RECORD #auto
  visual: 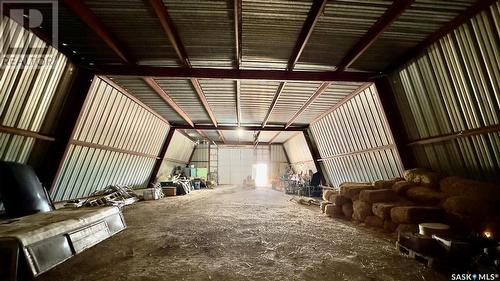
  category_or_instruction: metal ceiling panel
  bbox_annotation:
[222,130,256,142]
[241,0,312,70]
[353,0,479,71]
[257,131,277,143]
[273,131,299,143]
[295,82,365,124]
[163,0,235,68]
[198,80,237,125]
[240,80,280,125]
[296,0,393,70]
[268,81,323,124]
[155,79,211,123]
[55,6,123,65]
[84,0,179,66]
[110,76,185,123]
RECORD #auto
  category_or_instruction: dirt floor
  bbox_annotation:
[37,185,448,281]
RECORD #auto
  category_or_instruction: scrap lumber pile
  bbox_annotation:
[320,168,500,235]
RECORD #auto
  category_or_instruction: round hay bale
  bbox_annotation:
[396,223,418,234]
[329,194,350,206]
[325,204,343,218]
[383,220,398,232]
[405,186,448,205]
[440,177,500,199]
[392,181,416,195]
[390,206,444,224]
[342,202,353,219]
[442,196,499,217]
[353,200,372,222]
[418,223,450,237]
[365,216,384,228]
[359,189,398,203]
[323,190,335,201]
[320,201,332,213]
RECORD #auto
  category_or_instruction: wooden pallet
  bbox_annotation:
[396,242,442,268]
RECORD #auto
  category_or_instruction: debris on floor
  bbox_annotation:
[81,185,139,208]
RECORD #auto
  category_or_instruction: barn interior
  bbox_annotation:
[0,0,499,280]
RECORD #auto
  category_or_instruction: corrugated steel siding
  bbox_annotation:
[353,0,478,71]
[164,0,235,68]
[190,142,210,169]
[283,133,316,174]
[155,79,211,122]
[198,80,237,125]
[158,130,195,179]
[0,16,68,163]
[110,77,184,123]
[52,77,170,201]
[390,3,500,182]
[310,84,403,187]
[296,0,392,70]
[240,80,279,125]
[85,0,179,66]
[270,144,288,179]
[295,82,365,124]
[268,81,323,123]
[241,0,311,70]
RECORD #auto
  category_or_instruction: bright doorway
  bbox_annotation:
[253,163,268,187]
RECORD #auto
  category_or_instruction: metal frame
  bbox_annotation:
[335,0,415,72]
[172,124,308,131]
[148,128,175,186]
[261,0,328,127]
[285,82,331,128]
[406,124,500,147]
[0,126,55,142]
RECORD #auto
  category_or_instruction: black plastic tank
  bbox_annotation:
[0,161,54,218]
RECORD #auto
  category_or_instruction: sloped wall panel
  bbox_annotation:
[283,133,316,175]
[52,77,170,201]
[310,85,403,187]
[157,131,196,180]
[390,2,500,182]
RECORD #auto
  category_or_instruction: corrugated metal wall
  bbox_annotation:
[270,144,288,179]
[190,142,210,169]
[0,16,68,163]
[389,2,500,182]
[51,77,170,201]
[283,133,316,175]
[310,84,403,187]
[157,131,196,180]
